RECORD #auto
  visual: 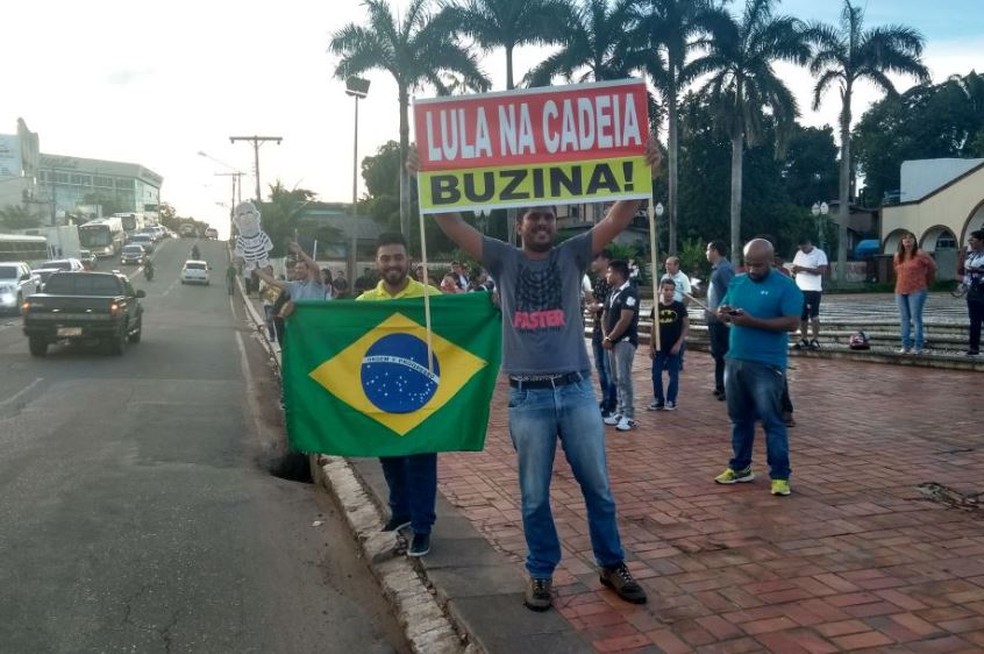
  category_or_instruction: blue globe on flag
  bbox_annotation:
[361,334,440,414]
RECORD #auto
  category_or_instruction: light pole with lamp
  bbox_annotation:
[811,201,829,252]
[345,76,370,285]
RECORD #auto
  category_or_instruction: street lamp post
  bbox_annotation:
[346,76,370,285]
[811,201,829,251]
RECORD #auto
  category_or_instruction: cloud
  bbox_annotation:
[107,68,156,86]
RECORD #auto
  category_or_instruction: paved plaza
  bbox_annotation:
[436,347,984,652]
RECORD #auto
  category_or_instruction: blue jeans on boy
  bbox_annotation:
[651,351,681,405]
[896,289,928,350]
[724,358,790,480]
[591,332,617,412]
[507,372,625,579]
[379,454,437,535]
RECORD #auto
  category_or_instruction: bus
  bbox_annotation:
[115,212,146,234]
[78,217,125,258]
[0,234,48,266]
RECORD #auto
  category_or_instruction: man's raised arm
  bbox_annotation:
[591,136,663,255]
[406,151,483,261]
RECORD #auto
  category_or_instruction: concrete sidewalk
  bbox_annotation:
[242,289,984,652]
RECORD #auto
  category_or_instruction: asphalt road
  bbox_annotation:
[0,238,408,653]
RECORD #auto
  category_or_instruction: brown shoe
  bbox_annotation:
[524,577,553,611]
[599,563,647,604]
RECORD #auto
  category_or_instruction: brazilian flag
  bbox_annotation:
[283,293,502,456]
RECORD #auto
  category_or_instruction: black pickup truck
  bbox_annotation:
[22,271,145,356]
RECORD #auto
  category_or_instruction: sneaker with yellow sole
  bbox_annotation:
[714,467,755,484]
[770,479,791,496]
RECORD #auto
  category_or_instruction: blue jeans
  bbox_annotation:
[651,351,681,405]
[724,358,790,480]
[591,333,617,411]
[507,373,624,579]
[896,290,928,349]
[379,454,437,535]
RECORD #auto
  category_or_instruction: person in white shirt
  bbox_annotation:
[660,256,692,368]
[660,256,691,304]
[791,237,829,350]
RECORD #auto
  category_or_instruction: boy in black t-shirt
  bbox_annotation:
[648,279,689,411]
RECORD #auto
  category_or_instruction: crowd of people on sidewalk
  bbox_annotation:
[228,137,984,618]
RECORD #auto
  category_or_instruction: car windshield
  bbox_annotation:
[0,266,18,279]
[123,246,143,254]
[40,261,72,270]
[185,262,206,270]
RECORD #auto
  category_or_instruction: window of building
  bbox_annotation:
[116,178,135,190]
[94,176,114,188]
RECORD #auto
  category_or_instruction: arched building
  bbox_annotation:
[881,158,984,280]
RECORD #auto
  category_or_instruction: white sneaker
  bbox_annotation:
[896,347,910,354]
[615,417,636,431]
[603,414,621,426]
[663,401,676,411]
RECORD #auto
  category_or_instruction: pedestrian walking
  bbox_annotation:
[357,232,441,558]
[409,136,661,612]
[713,239,803,497]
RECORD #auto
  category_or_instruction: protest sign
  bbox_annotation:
[413,79,651,214]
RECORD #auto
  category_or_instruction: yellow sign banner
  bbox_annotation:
[417,156,652,214]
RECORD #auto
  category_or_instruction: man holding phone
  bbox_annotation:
[713,239,803,497]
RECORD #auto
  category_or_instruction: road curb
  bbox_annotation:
[312,456,474,654]
[235,279,476,653]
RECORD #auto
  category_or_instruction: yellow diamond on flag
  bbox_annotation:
[309,312,488,436]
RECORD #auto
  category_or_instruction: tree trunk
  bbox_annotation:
[399,86,411,238]
[667,83,679,256]
[730,133,744,266]
[836,88,852,286]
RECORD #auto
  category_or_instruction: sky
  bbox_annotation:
[2,0,981,237]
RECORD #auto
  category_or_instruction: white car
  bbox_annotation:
[0,262,40,313]
[180,260,210,285]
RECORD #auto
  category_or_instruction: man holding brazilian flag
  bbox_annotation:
[282,241,501,458]
[281,232,501,557]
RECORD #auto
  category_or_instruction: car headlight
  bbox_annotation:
[0,291,15,305]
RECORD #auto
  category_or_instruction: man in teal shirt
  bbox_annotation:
[713,239,803,496]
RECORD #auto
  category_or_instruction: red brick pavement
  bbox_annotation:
[437,349,984,653]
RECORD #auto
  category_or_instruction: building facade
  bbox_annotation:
[881,159,984,280]
[38,154,162,222]
[0,118,162,226]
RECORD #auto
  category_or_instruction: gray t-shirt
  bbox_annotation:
[482,232,593,375]
[286,279,328,301]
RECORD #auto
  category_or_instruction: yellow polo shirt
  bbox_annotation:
[356,277,440,301]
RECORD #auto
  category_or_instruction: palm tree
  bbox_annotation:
[808,0,929,284]
[689,0,809,261]
[447,0,574,90]
[637,0,725,255]
[445,0,572,241]
[523,0,642,87]
[330,0,490,238]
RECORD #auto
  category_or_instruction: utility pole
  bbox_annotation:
[215,172,243,235]
[229,135,282,203]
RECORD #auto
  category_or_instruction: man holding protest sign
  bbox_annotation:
[409,79,661,612]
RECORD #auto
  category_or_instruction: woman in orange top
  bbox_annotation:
[893,232,937,354]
